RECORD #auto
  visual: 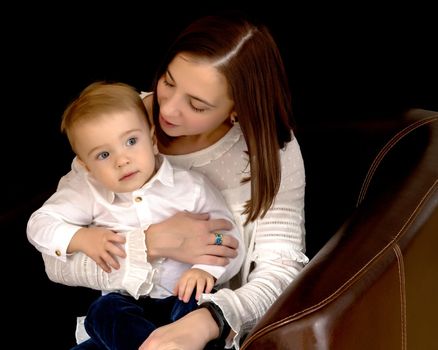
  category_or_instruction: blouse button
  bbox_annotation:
[135,197,142,202]
[55,250,62,257]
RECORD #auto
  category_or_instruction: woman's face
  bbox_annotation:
[156,53,235,138]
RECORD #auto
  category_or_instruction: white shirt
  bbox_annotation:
[39,119,308,349]
[27,155,244,298]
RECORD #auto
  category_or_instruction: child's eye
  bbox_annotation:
[97,151,110,160]
[127,137,137,146]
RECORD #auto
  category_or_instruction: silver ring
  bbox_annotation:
[214,233,223,245]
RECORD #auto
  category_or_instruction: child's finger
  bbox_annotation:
[109,233,126,244]
[196,279,206,300]
[98,259,111,273]
[103,253,120,270]
[182,279,196,302]
[205,277,215,294]
[108,243,126,258]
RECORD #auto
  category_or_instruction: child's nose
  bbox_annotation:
[116,155,130,167]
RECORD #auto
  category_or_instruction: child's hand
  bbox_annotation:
[174,268,215,302]
[68,227,126,272]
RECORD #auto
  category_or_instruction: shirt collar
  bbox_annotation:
[72,155,175,205]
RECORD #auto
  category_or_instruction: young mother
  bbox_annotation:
[43,13,309,350]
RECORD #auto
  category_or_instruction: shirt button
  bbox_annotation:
[55,250,62,257]
[135,197,142,202]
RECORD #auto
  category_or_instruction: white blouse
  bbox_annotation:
[41,122,308,349]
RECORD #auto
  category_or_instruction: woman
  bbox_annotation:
[44,13,308,350]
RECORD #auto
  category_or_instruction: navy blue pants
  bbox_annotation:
[71,291,199,350]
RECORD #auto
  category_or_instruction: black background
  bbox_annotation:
[4,4,437,213]
[3,3,437,348]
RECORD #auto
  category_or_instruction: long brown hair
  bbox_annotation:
[152,14,294,224]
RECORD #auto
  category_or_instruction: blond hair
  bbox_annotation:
[61,81,150,150]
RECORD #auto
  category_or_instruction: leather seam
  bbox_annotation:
[393,244,407,350]
[357,116,438,206]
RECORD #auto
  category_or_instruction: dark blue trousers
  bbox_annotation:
[71,291,198,350]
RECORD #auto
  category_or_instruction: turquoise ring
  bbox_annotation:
[214,233,223,245]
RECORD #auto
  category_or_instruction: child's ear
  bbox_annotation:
[150,125,159,155]
[76,157,90,172]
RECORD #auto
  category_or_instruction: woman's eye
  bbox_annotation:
[97,151,110,160]
[162,78,173,87]
[190,104,205,113]
[127,137,137,146]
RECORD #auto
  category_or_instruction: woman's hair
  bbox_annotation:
[152,14,294,223]
[61,81,150,149]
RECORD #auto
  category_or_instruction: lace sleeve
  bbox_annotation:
[42,228,156,299]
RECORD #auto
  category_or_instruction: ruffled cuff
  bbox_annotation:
[121,228,156,299]
[199,289,242,349]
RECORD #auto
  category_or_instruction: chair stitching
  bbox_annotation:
[393,244,407,350]
[357,116,438,207]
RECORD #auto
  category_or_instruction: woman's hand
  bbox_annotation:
[139,307,219,350]
[145,211,238,265]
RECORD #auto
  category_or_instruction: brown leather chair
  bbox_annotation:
[241,109,438,349]
[5,108,435,348]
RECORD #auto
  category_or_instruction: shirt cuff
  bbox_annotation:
[192,264,226,281]
[199,291,241,349]
[121,228,156,299]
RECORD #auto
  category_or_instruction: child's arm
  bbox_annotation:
[68,226,126,273]
[26,169,95,261]
[174,268,215,302]
[27,166,126,271]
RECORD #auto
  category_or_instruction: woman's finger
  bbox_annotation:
[210,232,238,249]
[206,218,233,232]
[183,211,210,221]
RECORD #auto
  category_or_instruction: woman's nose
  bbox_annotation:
[160,93,181,118]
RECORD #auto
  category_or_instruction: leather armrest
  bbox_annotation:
[242,109,438,349]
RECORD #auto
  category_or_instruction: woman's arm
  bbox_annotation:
[204,138,308,348]
[42,228,154,297]
[42,213,239,297]
[146,211,239,265]
[140,307,219,350]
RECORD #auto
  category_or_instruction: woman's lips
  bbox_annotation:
[160,114,177,127]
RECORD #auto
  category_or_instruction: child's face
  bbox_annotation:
[71,110,158,193]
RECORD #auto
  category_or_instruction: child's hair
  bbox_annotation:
[61,81,150,150]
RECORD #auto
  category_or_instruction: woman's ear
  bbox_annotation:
[150,125,159,155]
[230,111,238,125]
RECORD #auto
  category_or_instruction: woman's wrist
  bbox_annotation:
[144,220,186,260]
[199,302,231,345]
[197,306,221,341]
